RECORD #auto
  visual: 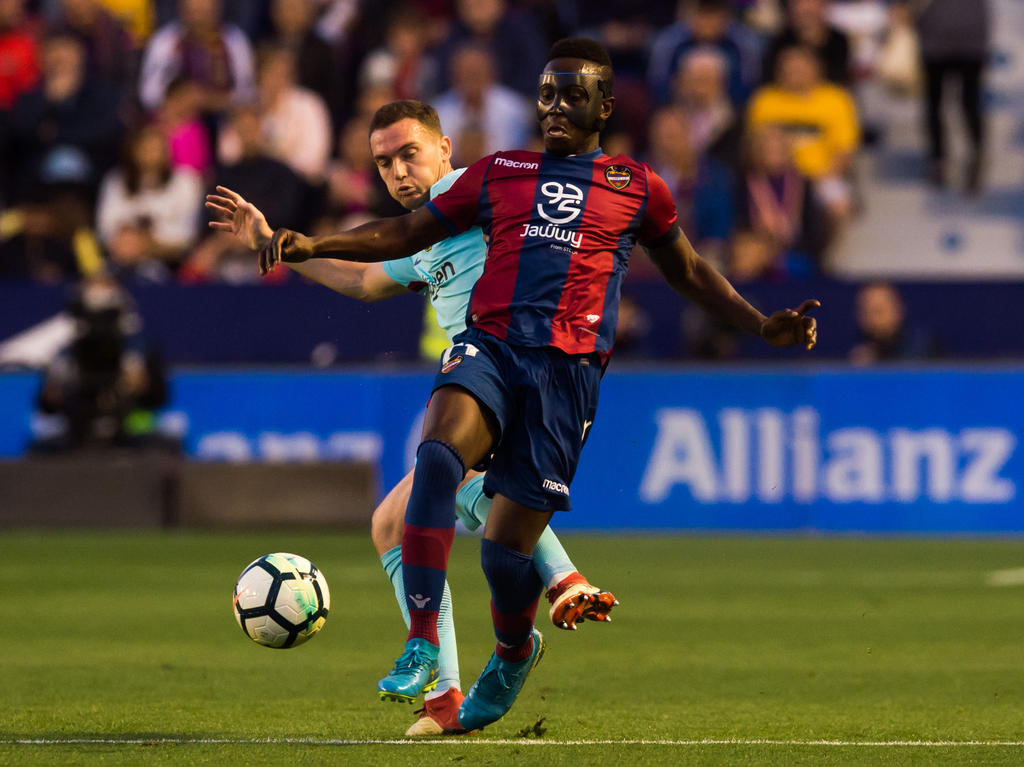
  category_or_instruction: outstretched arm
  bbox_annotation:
[256,206,450,276]
[206,186,407,301]
[291,260,408,302]
[647,228,819,349]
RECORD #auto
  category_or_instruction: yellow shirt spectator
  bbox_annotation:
[747,82,859,179]
[749,44,860,183]
[97,0,154,44]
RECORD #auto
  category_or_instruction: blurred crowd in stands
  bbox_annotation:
[0,0,991,363]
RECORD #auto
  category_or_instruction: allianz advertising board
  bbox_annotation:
[1,368,1019,532]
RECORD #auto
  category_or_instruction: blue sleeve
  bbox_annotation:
[382,256,424,291]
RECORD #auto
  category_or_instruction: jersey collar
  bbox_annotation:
[543,147,604,160]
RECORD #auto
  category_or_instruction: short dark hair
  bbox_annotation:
[547,37,613,69]
[546,38,614,95]
[368,100,443,137]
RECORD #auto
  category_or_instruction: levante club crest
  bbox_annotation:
[441,355,463,374]
[604,165,632,190]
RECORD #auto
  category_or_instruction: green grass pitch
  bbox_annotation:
[3,531,1024,766]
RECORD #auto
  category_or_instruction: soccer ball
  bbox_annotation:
[232,553,331,648]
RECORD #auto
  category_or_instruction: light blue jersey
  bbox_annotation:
[382,168,485,344]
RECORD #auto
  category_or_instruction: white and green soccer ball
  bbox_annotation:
[232,553,331,649]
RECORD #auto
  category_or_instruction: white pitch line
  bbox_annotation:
[986,567,1024,586]
[4,738,1024,748]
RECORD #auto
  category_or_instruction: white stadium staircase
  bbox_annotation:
[833,0,1024,280]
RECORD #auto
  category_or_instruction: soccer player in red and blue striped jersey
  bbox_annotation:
[259,38,819,732]
[426,142,680,362]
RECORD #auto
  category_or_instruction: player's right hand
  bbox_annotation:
[760,299,820,350]
[259,228,315,275]
[205,186,274,251]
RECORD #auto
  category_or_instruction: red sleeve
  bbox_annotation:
[19,39,40,93]
[0,37,39,109]
[638,165,680,247]
[425,155,493,236]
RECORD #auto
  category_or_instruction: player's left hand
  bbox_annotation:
[759,299,820,350]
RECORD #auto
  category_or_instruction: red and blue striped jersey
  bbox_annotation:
[425,147,678,360]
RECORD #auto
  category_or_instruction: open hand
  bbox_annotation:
[258,227,315,275]
[760,299,820,350]
[205,186,273,251]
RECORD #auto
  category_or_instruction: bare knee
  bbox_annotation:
[370,471,414,555]
[421,386,497,468]
[370,507,402,556]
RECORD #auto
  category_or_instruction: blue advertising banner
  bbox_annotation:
[5,279,1024,363]
[1,367,1020,533]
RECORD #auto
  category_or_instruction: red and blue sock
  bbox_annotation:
[481,538,543,661]
[401,439,463,645]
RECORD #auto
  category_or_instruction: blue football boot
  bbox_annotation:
[457,628,546,730]
[378,638,440,703]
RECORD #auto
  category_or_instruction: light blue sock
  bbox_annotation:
[454,474,488,531]
[533,524,577,590]
[380,546,411,628]
[433,578,459,695]
[455,476,576,590]
[381,545,460,693]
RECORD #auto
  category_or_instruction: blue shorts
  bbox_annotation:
[431,327,602,512]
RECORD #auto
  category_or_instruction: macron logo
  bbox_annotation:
[495,157,539,170]
[542,478,570,495]
[409,594,431,609]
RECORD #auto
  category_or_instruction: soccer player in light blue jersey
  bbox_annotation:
[206,100,616,736]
